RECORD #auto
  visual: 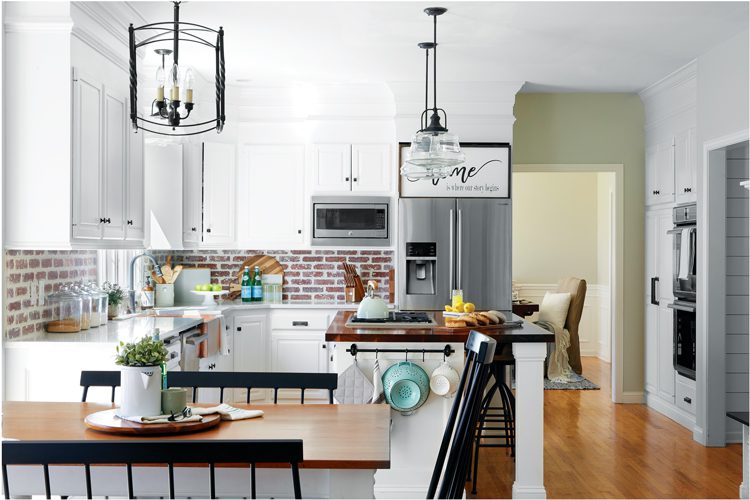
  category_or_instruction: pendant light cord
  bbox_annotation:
[173,2,180,68]
[433,13,437,113]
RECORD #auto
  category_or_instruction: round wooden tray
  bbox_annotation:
[85,409,221,435]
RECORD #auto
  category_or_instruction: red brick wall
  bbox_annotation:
[152,249,394,303]
[4,250,98,339]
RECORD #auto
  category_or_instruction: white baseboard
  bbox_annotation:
[512,484,547,499]
[726,430,743,444]
[620,391,644,404]
[645,392,697,431]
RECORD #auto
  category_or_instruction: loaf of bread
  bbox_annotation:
[472,313,490,326]
[458,314,478,327]
[478,312,499,324]
[489,310,507,323]
[445,318,467,328]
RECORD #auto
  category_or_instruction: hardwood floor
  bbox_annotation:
[468,357,743,498]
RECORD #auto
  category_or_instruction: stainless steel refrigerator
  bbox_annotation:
[398,198,512,312]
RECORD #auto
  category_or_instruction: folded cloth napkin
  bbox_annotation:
[191,404,264,421]
[121,414,204,424]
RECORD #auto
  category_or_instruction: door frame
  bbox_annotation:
[698,129,749,446]
[514,163,626,403]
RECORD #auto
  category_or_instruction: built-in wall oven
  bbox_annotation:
[311,196,391,246]
[668,202,697,380]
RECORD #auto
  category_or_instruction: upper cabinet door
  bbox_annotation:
[183,142,203,245]
[101,87,127,240]
[239,144,305,246]
[125,117,145,242]
[351,144,392,193]
[646,140,675,206]
[203,142,236,246]
[71,71,104,240]
[674,127,696,204]
[311,144,351,192]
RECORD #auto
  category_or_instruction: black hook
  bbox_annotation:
[375,348,379,360]
[405,348,409,361]
[422,349,426,362]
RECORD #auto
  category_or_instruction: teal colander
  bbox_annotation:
[382,361,430,412]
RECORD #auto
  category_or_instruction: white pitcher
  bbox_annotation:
[117,365,162,417]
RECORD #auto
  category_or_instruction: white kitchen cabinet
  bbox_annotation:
[351,144,392,192]
[311,143,392,194]
[646,140,675,206]
[71,70,104,241]
[233,313,268,402]
[312,144,352,192]
[674,127,697,204]
[126,123,145,241]
[182,142,203,245]
[657,304,675,402]
[238,144,305,246]
[101,88,128,240]
[203,142,236,246]
[644,300,658,394]
[145,142,183,249]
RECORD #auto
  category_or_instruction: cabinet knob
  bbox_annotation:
[298,229,302,234]
[206,228,212,233]
[353,177,358,182]
[191,227,197,232]
[345,177,350,182]
[321,344,327,349]
[236,326,242,332]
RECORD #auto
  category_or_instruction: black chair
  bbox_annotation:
[469,345,516,494]
[2,439,303,499]
[80,370,121,403]
[167,371,338,404]
[427,330,497,500]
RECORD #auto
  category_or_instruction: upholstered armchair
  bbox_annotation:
[556,277,587,375]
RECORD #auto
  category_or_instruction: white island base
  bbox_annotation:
[330,340,548,499]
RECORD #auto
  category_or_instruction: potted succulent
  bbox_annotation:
[103,282,125,319]
[115,336,168,417]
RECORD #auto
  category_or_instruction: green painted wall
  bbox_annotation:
[513,93,645,396]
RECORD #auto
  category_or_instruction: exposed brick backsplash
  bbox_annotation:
[4,250,98,339]
[151,249,394,303]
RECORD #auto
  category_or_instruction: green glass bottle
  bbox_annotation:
[251,266,263,302]
[241,266,252,303]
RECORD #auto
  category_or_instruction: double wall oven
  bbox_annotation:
[667,203,697,380]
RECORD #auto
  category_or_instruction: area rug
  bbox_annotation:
[544,377,600,390]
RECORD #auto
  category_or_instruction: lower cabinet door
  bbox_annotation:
[657,305,675,402]
[644,301,658,394]
[233,313,267,402]
[271,330,328,402]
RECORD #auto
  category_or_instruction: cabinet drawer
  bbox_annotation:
[675,376,696,415]
[270,311,334,330]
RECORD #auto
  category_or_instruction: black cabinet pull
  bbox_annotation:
[683,396,692,404]
[353,177,358,182]
[650,277,660,306]
[236,326,242,332]
[345,177,350,182]
[292,321,308,327]
[127,220,133,225]
[298,229,302,234]
[654,190,660,195]
[206,228,212,233]
[191,227,197,232]
[321,344,327,349]
[99,218,105,224]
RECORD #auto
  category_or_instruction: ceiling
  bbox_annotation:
[130,1,749,93]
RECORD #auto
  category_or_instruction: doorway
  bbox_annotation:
[512,164,625,402]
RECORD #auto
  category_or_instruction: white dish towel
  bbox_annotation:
[678,228,691,279]
[121,404,264,424]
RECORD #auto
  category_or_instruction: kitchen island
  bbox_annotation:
[326,310,553,499]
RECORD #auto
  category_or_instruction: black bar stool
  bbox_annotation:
[469,343,515,494]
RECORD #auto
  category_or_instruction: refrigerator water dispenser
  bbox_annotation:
[405,242,437,295]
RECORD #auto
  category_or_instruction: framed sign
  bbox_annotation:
[398,142,511,198]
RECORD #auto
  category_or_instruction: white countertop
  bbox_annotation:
[6,316,203,345]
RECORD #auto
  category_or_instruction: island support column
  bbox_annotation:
[512,342,547,499]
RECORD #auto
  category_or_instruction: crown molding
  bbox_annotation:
[639,59,697,101]
[3,18,73,33]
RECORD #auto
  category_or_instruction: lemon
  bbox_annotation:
[463,302,476,313]
[445,305,453,312]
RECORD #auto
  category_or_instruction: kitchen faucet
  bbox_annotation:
[128,253,163,313]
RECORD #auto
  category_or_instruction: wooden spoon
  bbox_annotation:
[161,265,173,284]
[171,265,183,283]
[151,270,166,285]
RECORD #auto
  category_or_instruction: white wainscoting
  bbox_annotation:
[515,283,611,362]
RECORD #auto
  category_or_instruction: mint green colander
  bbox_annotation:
[382,361,430,412]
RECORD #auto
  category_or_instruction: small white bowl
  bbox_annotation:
[430,362,460,397]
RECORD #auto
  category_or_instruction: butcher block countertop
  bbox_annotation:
[325,310,555,343]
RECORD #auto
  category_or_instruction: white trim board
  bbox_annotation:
[513,164,626,404]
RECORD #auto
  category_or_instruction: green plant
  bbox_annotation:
[102,281,125,307]
[115,336,168,367]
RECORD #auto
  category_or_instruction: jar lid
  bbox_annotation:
[47,288,82,303]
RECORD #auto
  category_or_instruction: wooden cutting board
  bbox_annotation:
[226,255,284,300]
[85,409,221,435]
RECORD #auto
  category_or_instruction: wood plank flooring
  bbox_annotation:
[467,357,743,498]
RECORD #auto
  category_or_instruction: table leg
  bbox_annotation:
[512,342,547,499]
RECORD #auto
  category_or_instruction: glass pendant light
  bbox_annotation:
[401,7,464,181]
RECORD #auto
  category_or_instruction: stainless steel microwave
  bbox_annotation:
[311,196,391,246]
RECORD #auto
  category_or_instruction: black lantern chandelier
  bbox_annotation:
[128,1,225,136]
[401,7,464,181]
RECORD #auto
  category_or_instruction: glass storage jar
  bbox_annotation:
[85,282,109,327]
[70,285,93,330]
[45,289,83,333]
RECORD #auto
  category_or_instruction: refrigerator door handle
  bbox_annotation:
[457,208,463,290]
[449,208,455,299]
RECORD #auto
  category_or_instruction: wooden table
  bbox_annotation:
[2,401,391,498]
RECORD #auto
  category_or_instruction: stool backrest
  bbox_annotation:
[427,330,497,499]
